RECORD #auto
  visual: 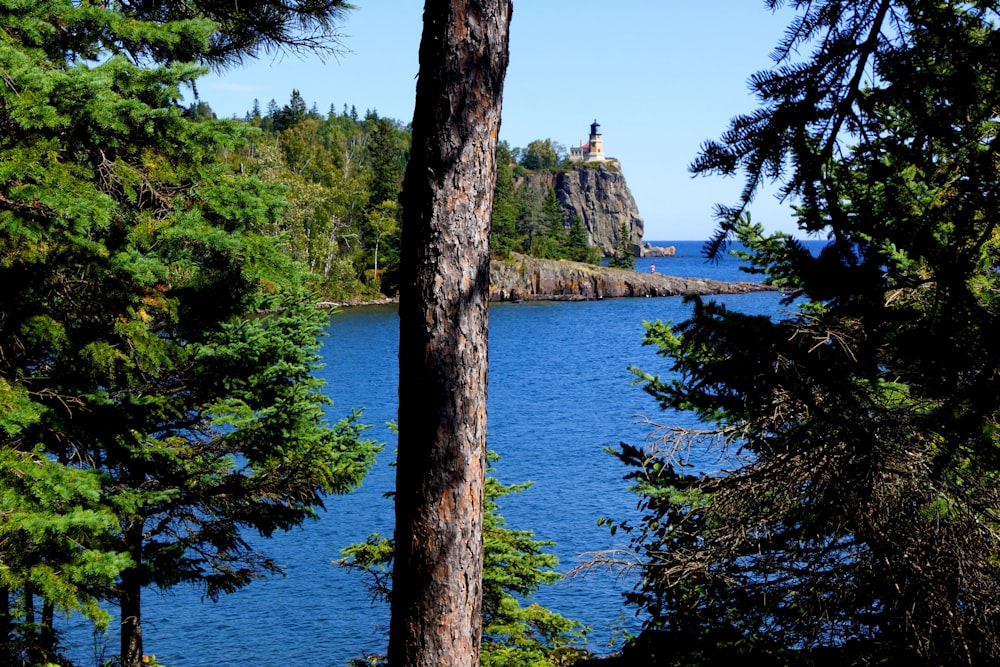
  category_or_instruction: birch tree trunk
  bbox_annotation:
[389,1,512,666]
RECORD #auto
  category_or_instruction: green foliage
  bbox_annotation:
[490,139,601,264]
[340,456,590,666]
[565,215,598,264]
[490,142,520,257]
[517,139,567,171]
[110,0,354,67]
[489,151,600,265]
[608,222,635,269]
[235,92,410,299]
[367,117,407,211]
[479,476,590,667]
[613,2,1000,665]
[233,115,595,281]
[366,199,401,292]
[0,2,378,664]
[0,449,132,666]
[533,187,569,259]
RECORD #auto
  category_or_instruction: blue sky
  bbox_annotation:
[195,2,800,241]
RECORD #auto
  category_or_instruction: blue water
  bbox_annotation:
[63,241,792,666]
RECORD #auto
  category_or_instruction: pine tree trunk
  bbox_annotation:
[22,587,37,664]
[39,600,55,658]
[120,527,144,667]
[388,2,511,666]
[0,587,8,647]
[120,577,142,667]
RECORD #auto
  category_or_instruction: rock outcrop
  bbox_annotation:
[517,163,643,256]
[641,243,676,257]
[318,255,773,308]
[489,254,774,303]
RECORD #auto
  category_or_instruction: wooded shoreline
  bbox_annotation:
[318,253,775,309]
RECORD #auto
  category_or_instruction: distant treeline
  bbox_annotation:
[190,92,600,300]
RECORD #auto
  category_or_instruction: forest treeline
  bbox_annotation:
[194,93,600,301]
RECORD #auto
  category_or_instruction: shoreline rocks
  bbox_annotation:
[319,254,776,309]
[488,253,774,303]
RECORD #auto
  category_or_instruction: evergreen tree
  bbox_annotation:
[0,3,377,666]
[614,2,1000,664]
[515,186,546,255]
[272,89,308,131]
[287,89,308,123]
[262,98,280,132]
[536,187,567,259]
[186,99,217,121]
[367,118,405,209]
[0,449,131,664]
[565,214,595,264]
[608,222,635,269]
[490,142,520,257]
[111,0,353,65]
[341,458,589,667]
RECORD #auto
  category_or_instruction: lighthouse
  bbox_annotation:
[587,120,604,161]
[569,120,607,163]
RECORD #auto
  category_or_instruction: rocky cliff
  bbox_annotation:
[489,254,774,302]
[517,163,643,256]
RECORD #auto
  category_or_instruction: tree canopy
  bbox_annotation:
[115,0,353,65]
[517,139,567,171]
[0,2,377,665]
[613,1,1000,665]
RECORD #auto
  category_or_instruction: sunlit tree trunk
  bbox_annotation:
[389,1,511,666]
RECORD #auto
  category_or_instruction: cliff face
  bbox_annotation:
[518,163,643,256]
[489,254,774,302]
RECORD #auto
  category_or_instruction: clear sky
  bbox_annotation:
[195,1,801,241]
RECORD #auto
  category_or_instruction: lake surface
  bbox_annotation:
[65,241,794,667]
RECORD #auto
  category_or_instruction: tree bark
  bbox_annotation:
[119,526,144,667]
[120,580,142,667]
[39,600,55,658]
[388,2,511,667]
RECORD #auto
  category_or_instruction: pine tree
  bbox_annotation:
[609,222,635,269]
[536,187,568,259]
[565,214,595,263]
[615,2,1000,664]
[367,118,405,210]
[490,142,520,257]
[0,3,377,666]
